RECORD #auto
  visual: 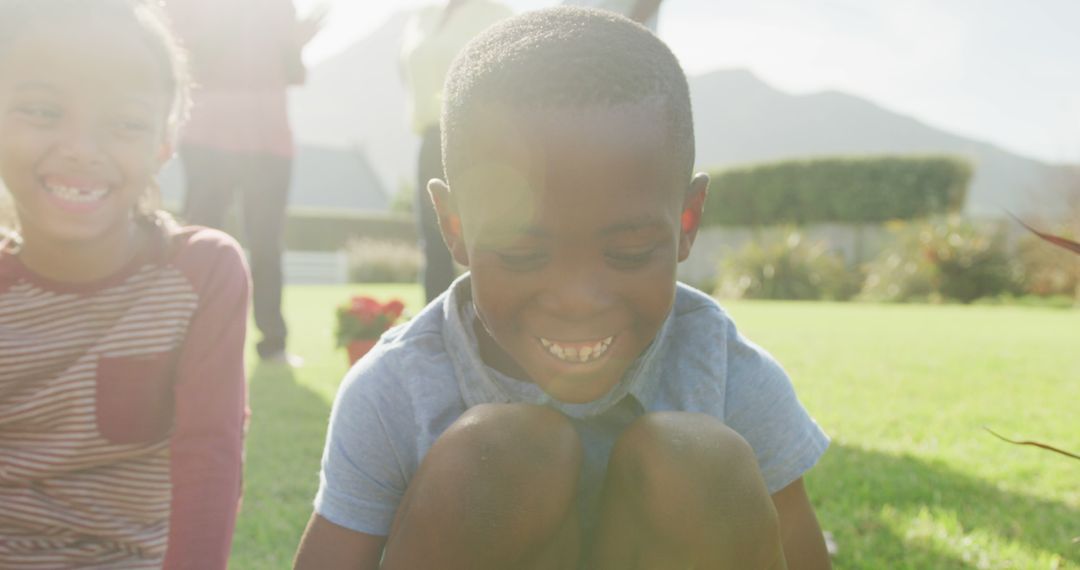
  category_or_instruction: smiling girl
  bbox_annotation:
[0,1,248,568]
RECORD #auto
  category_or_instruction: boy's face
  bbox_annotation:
[433,101,707,404]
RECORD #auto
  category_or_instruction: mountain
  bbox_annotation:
[288,12,417,198]
[287,12,1074,220]
[688,70,1072,219]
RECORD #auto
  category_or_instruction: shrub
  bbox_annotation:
[973,294,1076,309]
[345,238,421,283]
[391,181,415,215]
[860,217,1019,303]
[858,248,935,303]
[704,156,971,227]
[714,229,860,301]
[1013,228,1079,298]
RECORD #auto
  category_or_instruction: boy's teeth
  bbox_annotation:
[539,336,614,363]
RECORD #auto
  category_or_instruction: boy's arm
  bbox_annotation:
[294,514,385,570]
[771,478,831,570]
[295,335,415,568]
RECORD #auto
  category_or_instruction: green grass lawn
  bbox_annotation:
[231,285,1079,569]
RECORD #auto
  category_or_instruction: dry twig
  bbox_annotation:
[984,427,1080,461]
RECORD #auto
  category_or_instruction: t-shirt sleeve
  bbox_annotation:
[164,229,249,569]
[314,355,411,536]
[722,321,829,494]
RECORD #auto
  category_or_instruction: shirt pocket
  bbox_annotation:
[95,352,176,445]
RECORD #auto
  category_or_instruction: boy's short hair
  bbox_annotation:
[441,7,694,183]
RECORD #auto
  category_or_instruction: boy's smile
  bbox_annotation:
[538,335,614,364]
[436,101,707,404]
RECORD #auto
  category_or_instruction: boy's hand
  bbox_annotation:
[772,478,832,570]
[294,513,385,570]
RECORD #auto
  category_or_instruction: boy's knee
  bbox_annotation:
[445,403,582,471]
[430,404,582,536]
[608,412,780,550]
[609,412,758,487]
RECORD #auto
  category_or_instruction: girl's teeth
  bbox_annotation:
[46,185,108,203]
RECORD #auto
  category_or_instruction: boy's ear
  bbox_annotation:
[427,179,470,267]
[677,173,709,262]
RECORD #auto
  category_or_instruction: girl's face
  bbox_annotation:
[0,18,172,249]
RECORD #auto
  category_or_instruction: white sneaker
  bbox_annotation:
[262,351,304,368]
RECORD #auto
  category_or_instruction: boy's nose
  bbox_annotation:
[538,268,614,320]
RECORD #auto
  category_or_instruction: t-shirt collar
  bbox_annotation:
[441,274,673,419]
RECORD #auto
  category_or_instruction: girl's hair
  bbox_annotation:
[0,0,192,250]
[0,0,192,133]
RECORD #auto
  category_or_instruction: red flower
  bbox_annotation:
[384,300,406,319]
[335,296,409,347]
[350,296,380,316]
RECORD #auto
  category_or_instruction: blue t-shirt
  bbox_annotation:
[315,276,829,536]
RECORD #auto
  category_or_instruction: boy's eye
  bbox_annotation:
[605,246,657,269]
[495,250,548,272]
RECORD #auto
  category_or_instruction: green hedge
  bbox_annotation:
[160,205,417,252]
[284,209,416,251]
[703,156,971,226]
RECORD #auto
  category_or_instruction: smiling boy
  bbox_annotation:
[295,7,830,569]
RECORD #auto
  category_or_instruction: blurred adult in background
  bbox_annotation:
[401,0,513,303]
[563,0,662,30]
[165,0,324,365]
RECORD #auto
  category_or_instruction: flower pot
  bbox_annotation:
[346,339,378,365]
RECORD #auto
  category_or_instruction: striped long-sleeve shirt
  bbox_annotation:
[0,226,249,569]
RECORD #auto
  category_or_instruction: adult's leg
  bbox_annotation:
[239,153,291,358]
[381,404,582,570]
[178,145,236,229]
[415,126,455,303]
[587,412,786,570]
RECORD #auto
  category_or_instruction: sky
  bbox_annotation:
[294,0,1080,165]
